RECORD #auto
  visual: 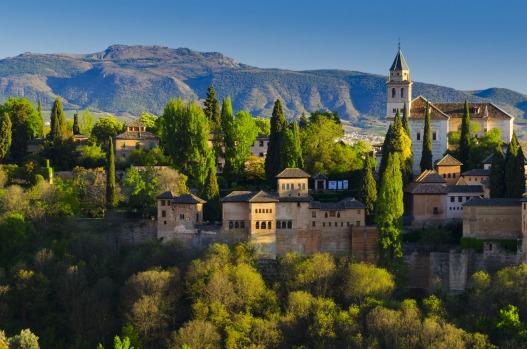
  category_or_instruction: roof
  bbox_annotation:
[462,169,490,177]
[436,154,462,167]
[409,96,449,120]
[115,131,159,141]
[312,173,328,180]
[433,102,513,120]
[415,170,446,184]
[221,190,279,203]
[463,197,521,207]
[172,193,206,204]
[276,168,310,178]
[157,191,174,199]
[390,49,409,71]
[310,197,365,210]
[404,183,448,194]
[278,196,313,203]
[447,185,484,193]
[482,153,494,165]
[127,120,146,128]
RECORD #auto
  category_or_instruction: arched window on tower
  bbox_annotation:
[392,88,396,98]
[401,88,404,98]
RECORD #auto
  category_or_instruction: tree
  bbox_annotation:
[161,99,214,191]
[359,156,377,225]
[3,98,41,162]
[299,112,308,129]
[0,113,12,162]
[402,103,410,136]
[203,85,221,128]
[48,96,66,142]
[201,163,221,222]
[420,101,433,172]
[92,116,124,146]
[380,110,412,183]
[106,137,117,208]
[341,262,394,305]
[279,121,303,170]
[490,146,506,198]
[169,320,221,349]
[7,328,40,349]
[81,109,94,135]
[459,99,471,171]
[37,98,44,138]
[72,112,80,135]
[505,132,525,198]
[376,152,404,265]
[224,110,259,185]
[265,100,288,185]
[254,116,271,136]
[138,113,159,135]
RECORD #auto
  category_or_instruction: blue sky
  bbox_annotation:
[2,0,526,94]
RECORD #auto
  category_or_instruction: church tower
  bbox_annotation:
[386,47,412,120]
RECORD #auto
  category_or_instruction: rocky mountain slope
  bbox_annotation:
[0,44,525,126]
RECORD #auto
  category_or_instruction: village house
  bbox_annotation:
[156,192,206,243]
[114,120,159,159]
[211,134,269,173]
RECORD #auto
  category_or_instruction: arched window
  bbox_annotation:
[277,221,281,229]
[392,88,396,98]
[268,221,272,229]
[229,221,234,229]
[256,221,260,229]
[255,209,258,213]
[240,221,245,229]
[337,212,340,218]
[261,221,266,229]
[325,212,328,218]
[401,88,404,98]
[266,209,269,213]
[235,221,239,229]
[282,183,285,190]
[286,183,290,190]
[288,221,292,229]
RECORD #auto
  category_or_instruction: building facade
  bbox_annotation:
[114,120,159,159]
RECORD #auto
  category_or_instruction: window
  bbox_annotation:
[400,88,404,98]
[268,221,272,229]
[416,132,421,141]
[261,221,266,229]
[458,197,462,202]
[312,211,316,218]
[450,197,455,203]
[323,222,325,227]
[337,212,340,218]
[433,207,439,214]
[443,174,446,178]
[298,183,301,189]
[302,183,306,190]
[234,221,239,229]
[286,183,290,190]
[229,221,234,229]
[259,153,264,157]
[392,88,396,98]
[329,211,336,217]
[347,222,350,226]
[297,202,301,207]
[325,212,328,218]
[433,132,437,141]
[255,209,257,214]
[288,221,292,229]
[356,221,361,227]
[270,209,272,213]
[179,213,185,220]
[240,221,245,229]
[282,184,285,190]
[256,221,260,229]
[448,173,451,178]
[160,200,165,206]
[341,222,344,227]
[259,141,264,146]
[312,221,316,227]
[393,109,397,113]
[164,221,167,225]
[453,173,456,178]
[162,210,166,218]
[266,209,269,213]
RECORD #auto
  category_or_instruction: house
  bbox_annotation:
[435,154,462,185]
[404,170,448,226]
[211,133,269,173]
[156,192,206,242]
[386,48,514,174]
[446,185,484,219]
[462,169,490,185]
[114,120,159,159]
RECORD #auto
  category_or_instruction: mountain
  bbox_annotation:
[0,44,525,126]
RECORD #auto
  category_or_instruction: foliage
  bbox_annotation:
[127,147,171,167]
[2,98,41,163]
[459,99,471,171]
[420,101,433,172]
[161,99,214,192]
[81,109,94,135]
[72,113,80,135]
[340,262,394,305]
[76,143,106,169]
[200,164,221,222]
[0,113,12,162]
[48,96,66,142]
[265,99,288,185]
[380,110,412,183]
[489,145,506,198]
[138,113,159,135]
[203,85,221,129]
[358,156,377,225]
[106,137,117,208]
[169,320,221,349]
[8,328,40,349]
[254,116,270,136]
[376,152,404,265]
[504,132,525,198]
[92,116,124,146]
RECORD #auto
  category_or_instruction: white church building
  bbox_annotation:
[385,48,514,174]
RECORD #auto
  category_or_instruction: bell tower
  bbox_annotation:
[386,45,412,120]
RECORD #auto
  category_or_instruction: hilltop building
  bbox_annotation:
[114,120,159,159]
[386,49,514,174]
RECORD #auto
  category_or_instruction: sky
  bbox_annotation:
[2,0,526,94]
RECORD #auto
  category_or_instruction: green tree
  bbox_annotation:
[0,113,12,162]
[161,99,214,191]
[402,103,410,136]
[200,164,221,222]
[254,116,271,136]
[505,132,525,198]
[169,320,221,349]
[92,116,124,146]
[37,98,44,138]
[204,85,221,128]
[459,99,471,171]
[48,96,66,142]
[420,101,433,172]
[3,98,41,162]
[7,328,39,349]
[380,110,412,183]
[359,156,377,225]
[265,99,288,185]
[72,112,80,135]
[106,137,117,208]
[299,112,308,129]
[490,145,506,198]
[138,113,159,134]
[341,262,394,305]
[376,152,404,265]
[81,109,94,135]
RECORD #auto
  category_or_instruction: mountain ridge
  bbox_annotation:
[0,44,525,125]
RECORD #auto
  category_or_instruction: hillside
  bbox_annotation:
[0,44,525,126]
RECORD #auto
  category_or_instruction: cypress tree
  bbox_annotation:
[221,97,236,185]
[73,112,81,135]
[379,110,407,178]
[201,163,221,221]
[37,98,44,138]
[401,103,414,184]
[376,152,404,265]
[299,112,308,129]
[106,136,117,208]
[280,128,298,168]
[204,85,221,128]
[489,145,506,198]
[265,99,288,185]
[49,96,65,142]
[505,132,525,198]
[459,99,471,171]
[359,155,377,225]
[402,103,410,136]
[291,120,304,168]
[420,101,433,172]
[0,113,12,162]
